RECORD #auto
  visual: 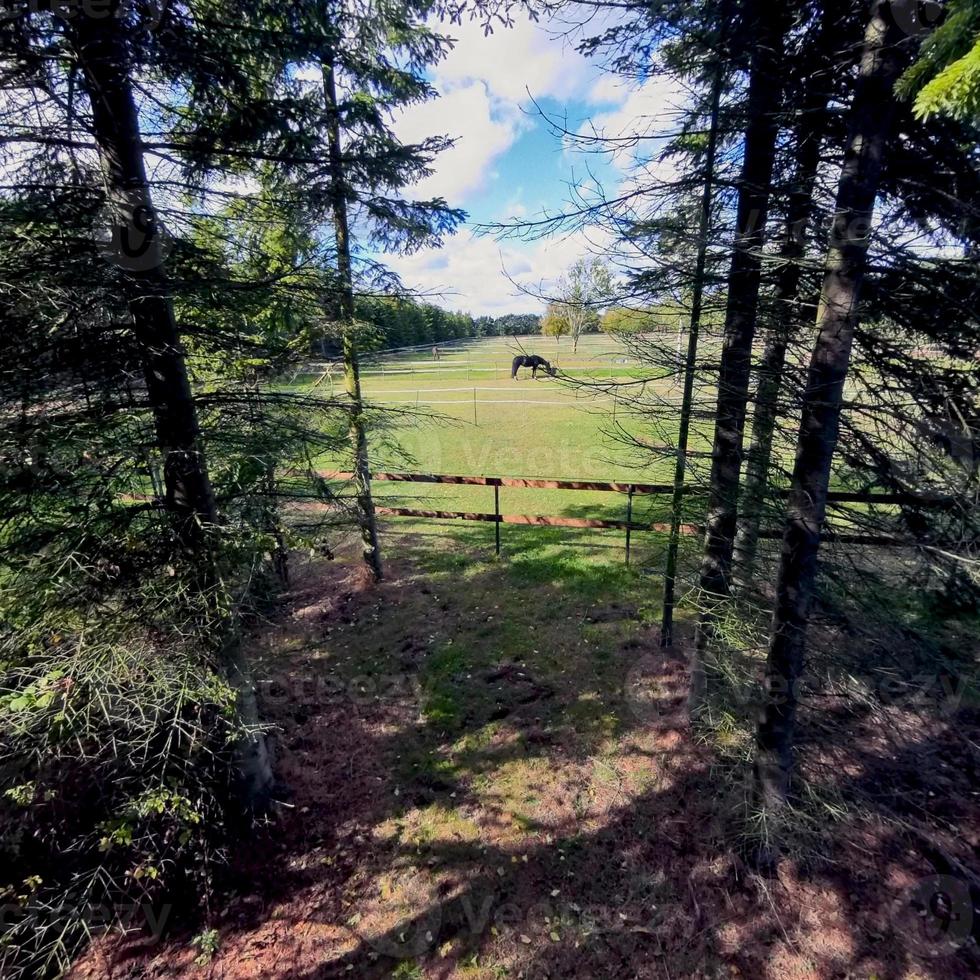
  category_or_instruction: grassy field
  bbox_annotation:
[301,334,715,563]
[82,347,978,980]
[293,332,900,562]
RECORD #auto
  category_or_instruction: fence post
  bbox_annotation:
[625,484,634,566]
[473,387,478,425]
[494,482,501,556]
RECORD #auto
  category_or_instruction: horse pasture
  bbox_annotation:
[305,334,711,564]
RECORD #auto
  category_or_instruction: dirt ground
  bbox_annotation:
[70,532,980,979]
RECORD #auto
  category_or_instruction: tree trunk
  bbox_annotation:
[754,0,908,806]
[71,8,216,555]
[690,0,789,708]
[660,36,726,648]
[69,6,274,807]
[322,53,384,582]
[732,2,842,588]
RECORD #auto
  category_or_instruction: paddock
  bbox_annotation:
[295,335,695,533]
[294,335,922,567]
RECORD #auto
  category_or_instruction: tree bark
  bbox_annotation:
[754,0,909,806]
[660,35,726,648]
[690,0,789,707]
[322,52,384,582]
[732,2,842,588]
[69,5,274,807]
[71,6,216,554]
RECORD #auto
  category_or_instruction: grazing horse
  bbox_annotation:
[511,354,556,380]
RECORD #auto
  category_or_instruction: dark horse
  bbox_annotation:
[511,354,556,380]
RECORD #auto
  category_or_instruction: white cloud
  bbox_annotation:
[499,188,528,220]
[590,74,689,137]
[586,74,691,169]
[435,14,595,105]
[295,65,320,83]
[385,227,613,317]
[384,14,684,314]
[393,11,602,207]
[587,73,629,106]
[396,81,522,201]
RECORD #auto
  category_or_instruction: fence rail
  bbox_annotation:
[316,470,937,562]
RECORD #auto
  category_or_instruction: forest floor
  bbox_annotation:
[70,528,980,979]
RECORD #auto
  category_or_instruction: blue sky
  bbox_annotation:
[387,11,686,316]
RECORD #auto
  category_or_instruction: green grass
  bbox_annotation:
[295,332,916,544]
[303,334,708,526]
[308,526,677,768]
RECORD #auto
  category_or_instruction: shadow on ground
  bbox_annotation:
[69,529,980,980]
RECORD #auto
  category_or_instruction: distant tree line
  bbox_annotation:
[599,296,726,336]
[350,297,477,351]
[479,312,543,336]
[321,300,543,352]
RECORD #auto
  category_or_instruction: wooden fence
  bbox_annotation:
[319,471,948,563]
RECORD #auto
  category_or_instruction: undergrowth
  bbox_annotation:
[691,556,980,872]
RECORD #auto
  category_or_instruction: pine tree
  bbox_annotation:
[0,1,464,969]
[690,0,793,709]
[294,1,465,579]
[898,0,980,122]
[63,1,275,802]
[321,47,384,580]
[754,0,913,809]
[731,0,851,588]
[659,0,731,649]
